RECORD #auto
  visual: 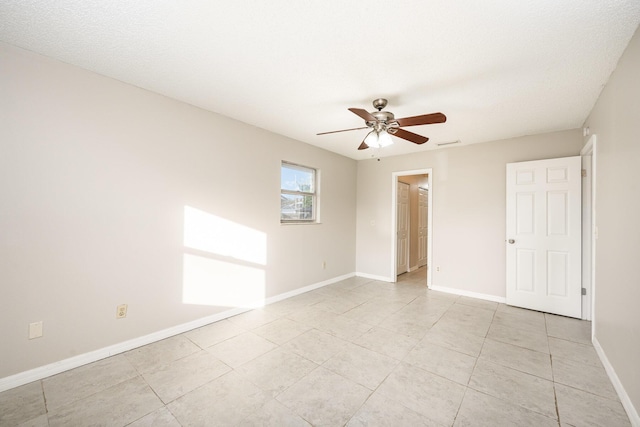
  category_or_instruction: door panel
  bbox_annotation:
[547,191,568,235]
[516,249,535,292]
[506,156,581,318]
[516,193,535,234]
[547,251,569,297]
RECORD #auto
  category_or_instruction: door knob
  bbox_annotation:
[508,239,515,244]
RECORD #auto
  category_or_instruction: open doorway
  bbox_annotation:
[392,169,433,286]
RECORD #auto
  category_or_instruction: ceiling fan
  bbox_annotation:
[317,98,447,150]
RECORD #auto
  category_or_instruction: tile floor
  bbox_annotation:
[0,268,631,426]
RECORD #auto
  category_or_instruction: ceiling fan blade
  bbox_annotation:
[358,141,369,150]
[392,128,429,145]
[348,108,377,122]
[317,126,368,136]
[396,112,446,127]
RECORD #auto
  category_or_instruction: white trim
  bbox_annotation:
[266,272,355,304]
[581,134,597,335]
[593,337,639,426]
[580,148,592,320]
[355,272,393,282]
[391,169,433,287]
[0,272,355,393]
[429,285,507,304]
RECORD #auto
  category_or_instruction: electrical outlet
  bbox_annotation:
[29,321,43,339]
[436,266,440,272]
[116,304,128,319]
[322,261,326,269]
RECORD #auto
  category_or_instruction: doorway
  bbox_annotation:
[392,169,433,286]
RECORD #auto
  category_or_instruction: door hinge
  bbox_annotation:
[581,169,587,178]
[581,288,587,296]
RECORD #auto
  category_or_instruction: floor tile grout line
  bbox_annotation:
[42,356,141,416]
[452,386,471,426]
[460,387,561,424]
[465,378,560,421]
[553,379,627,403]
[120,374,169,427]
[463,306,564,422]
[45,372,145,420]
[39,378,49,417]
[551,361,562,427]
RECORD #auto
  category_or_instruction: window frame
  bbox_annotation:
[280,161,319,224]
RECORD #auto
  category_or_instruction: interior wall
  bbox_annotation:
[582,24,640,416]
[0,43,357,379]
[356,130,583,296]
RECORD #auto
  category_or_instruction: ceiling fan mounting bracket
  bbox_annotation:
[372,98,388,111]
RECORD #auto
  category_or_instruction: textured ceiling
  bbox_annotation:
[2,1,639,160]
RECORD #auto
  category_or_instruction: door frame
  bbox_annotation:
[391,169,433,286]
[581,134,597,326]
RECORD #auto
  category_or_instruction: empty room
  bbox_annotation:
[1,2,639,426]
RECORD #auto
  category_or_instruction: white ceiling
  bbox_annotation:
[2,1,639,160]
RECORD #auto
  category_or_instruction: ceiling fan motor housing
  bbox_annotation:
[368,99,396,129]
[368,110,397,133]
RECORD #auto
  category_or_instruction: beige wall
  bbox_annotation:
[0,43,357,379]
[356,130,583,295]
[583,25,640,416]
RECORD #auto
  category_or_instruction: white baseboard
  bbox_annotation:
[355,272,393,282]
[409,264,427,272]
[0,272,355,393]
[593,337,639,426]
[0,306,249,393]
[429,285,507,304]
[263,272,355,305]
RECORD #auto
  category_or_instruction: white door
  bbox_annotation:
[506,156,582,318]
[397,181,410,275]
[417,188,428,267]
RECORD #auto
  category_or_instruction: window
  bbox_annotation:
[281,162,317,222]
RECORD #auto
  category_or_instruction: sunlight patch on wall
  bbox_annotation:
[184,206,266,265]
[182,206,267,307]
[182,254,265,308]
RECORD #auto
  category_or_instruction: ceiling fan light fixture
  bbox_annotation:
[364,129,394,148]
[364,130,380,148]
[378,130,393,147]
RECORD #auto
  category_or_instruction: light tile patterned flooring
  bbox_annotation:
[0,268,631,426]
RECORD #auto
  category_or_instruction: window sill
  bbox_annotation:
[280,221,322,226]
